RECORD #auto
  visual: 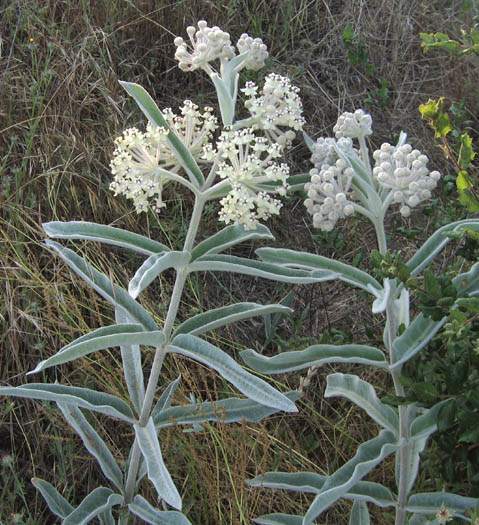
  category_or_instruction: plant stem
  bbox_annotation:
[124,195,205,504]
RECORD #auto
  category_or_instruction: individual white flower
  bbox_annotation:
[310,136,354,169]
[372,142,441,217]
[236,33,268,71]
[242,73,305,146]
[109,101,217,213]
[304,159,356,231]
[436,504,454,524]
[174,20,235,73]
[216,128,290,229]
[333,109,372,139]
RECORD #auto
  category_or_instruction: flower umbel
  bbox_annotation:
[216,128,290,229]
[109,101,217,213]
[333,109,372,139]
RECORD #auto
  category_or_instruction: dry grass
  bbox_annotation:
[1,0,478,523]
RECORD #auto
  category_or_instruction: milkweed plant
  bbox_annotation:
[1,20,479,525]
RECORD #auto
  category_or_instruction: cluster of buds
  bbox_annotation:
[174,21,234,72]
[310,136,354,168]
[333,109,372,139]
[304,159,356,231]
[109,101,217,213]
[242,73,305,146]
[216,128,290,229]
[372,143,441,217]
[174,21,268,75]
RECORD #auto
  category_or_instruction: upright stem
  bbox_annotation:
[124,195,206,504]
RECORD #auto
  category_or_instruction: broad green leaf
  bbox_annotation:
[406,491,479,518]
[129,251,191,298]
[211,73,235,125]
[31,478,74,518]
[28,327,165,374]
[134,417,182,510]
[458,189,479,212]
[258,512,306,525]
[457,170,473,191]
[304,430,398,522]
[115,309,145,415]
[128,495,192,525]
[454,262,479,296]
[63,488,123,525]
[151,376,181,418]
[248,472,326,494]
[286,173,311,192]
[120,81,204,186]
[169,334,297,413]
[241,344,387,374]
[153,392,300,429]
[248,473,396,509]
[390,314,446,370]
[174,303,292,337]
[43,221,169,256]
[349,500,370,525]
[406,219,479,277]
[0,384,135,423]
[190,223,274,262]
[189,254,336,284]
[57,403,123,491]
[45,240,158,331]
[256,248,382,293]
[325,374,399,435]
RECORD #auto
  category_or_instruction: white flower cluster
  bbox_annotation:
[372,143,441,217]
[333,109,372,139]
[174,21,268,74]
[216,128,290,229]
[304,159,356,231]
[242,73,305,145]
[310,136,354,168]
[174,21,235,72]
[109,101,217,213]
[236,33,268,71]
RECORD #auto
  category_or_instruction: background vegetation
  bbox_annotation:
[1,0,478,523]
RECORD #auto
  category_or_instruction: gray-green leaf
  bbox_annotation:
[128,495,192,524]
[63,488,123,525]
[31,478,73,518]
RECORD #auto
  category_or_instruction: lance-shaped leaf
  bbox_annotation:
[128,495,192,525]
[120,81,204,186]
[410,400,452,440]
[406,491,479,518]
[286,173,311,192]
[248,473,396,508]
[134,417,182,510]
[191,223,274,262]
[350,500,370,525]
[304,430,398,522]
[169,335,297,412]
[153,392,300,429]
[63,488,123,525]
[407,219,479,277]
[57,403,123,491]
[390,314,446,370]
[211,73,235,125]
[241,344,387,374]
[222,52,249,95]
[0,384,135,423]
[31,478,74,518]
[253,515,304,525]
[43,221,169,256]
[98,508,115,525]
[189,254,333,284]
[151,376,182,418]
[454,262,479,296]
[45,240,158,331]
[325,374,399,435]
[256,248,382,293]
[129,252,191,298]
[116,309,145,415]
[174,303,292,337]
[28,327,165,374]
